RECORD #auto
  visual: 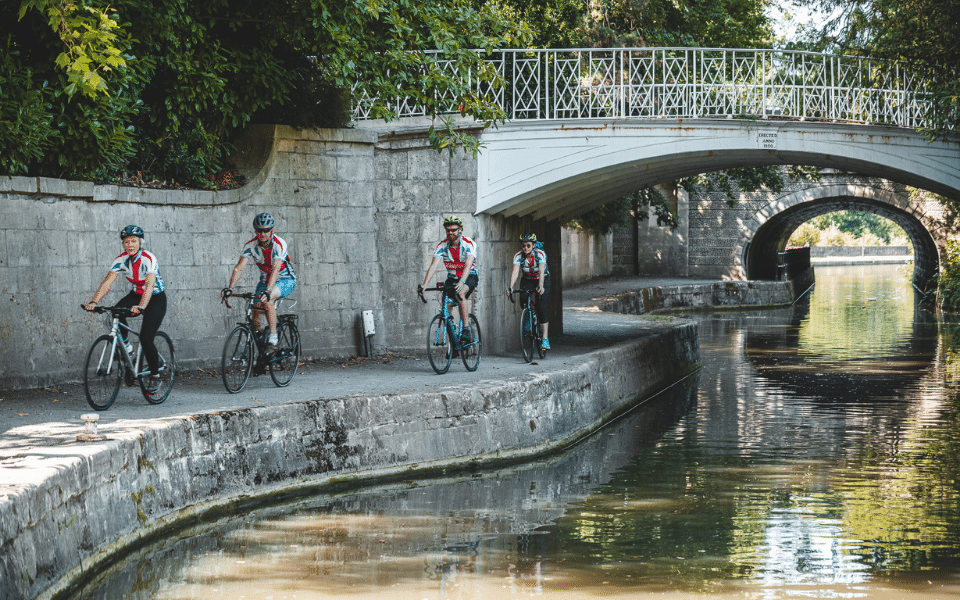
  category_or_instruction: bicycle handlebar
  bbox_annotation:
[221,289,257,310]
[417,282,447,304]
[81,305,140,317]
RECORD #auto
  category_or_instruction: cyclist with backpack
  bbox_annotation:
[222,213,297,355]
[506,233,550,350]
[84,225,168,391]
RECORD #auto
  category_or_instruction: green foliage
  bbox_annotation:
[787,211,910,247]
[790,0,960,137]
[579,0,773,48]
[3,0,528,183]
[935,239,960,312]
[0,43,54,175]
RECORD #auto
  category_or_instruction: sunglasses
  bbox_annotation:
[445,227,461,233]
[255,228,272,234]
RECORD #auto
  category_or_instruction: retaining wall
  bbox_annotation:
[596,280,805,315]
[0,320,700,600]
[0,124,609,390]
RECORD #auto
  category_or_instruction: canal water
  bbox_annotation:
[72,265,960,600]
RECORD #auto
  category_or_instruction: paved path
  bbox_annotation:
[0,275,716,461]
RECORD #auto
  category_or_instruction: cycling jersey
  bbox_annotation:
[514,248,549,279]
[110,250,165,295]
[241,234,296,281]
[434,236,479,279]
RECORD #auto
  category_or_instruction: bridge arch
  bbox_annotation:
[735,184,943,287]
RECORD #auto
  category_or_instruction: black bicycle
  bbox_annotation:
[509,287,545,362]
[220,291,301,392]
[418,283,482,374]
[81,306,176,410]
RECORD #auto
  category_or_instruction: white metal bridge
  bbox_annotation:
[353,47,934,128]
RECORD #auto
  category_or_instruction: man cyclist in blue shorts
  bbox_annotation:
[420,215,478,342]
[222,213,296,354]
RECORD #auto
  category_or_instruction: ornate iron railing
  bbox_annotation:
[353,47,933,128]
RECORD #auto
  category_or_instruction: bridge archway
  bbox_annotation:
[736,185,942,288]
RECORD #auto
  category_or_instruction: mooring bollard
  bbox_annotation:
[77,413,107,442]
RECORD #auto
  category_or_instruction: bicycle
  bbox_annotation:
[81,306,176,410]
[509,287,545,362]
[418,282,482,374]
[220,291,301,393]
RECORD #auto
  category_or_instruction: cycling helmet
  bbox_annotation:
[520,233,537,242]
[443,215,463,227]
[120,225,144,240]
[253,212,275,230]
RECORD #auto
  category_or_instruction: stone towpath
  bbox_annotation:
[0,276,718,464]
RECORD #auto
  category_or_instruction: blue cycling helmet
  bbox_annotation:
[253,212,275,230]
[120,225,144,240]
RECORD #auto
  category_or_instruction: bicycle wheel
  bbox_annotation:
[84,335,123,411]
[140,331,176,404]
[222,325,253,393]
[427,314,453,374]
[460,314,482,372]
[520,307,536,363]
[269,322,301,387]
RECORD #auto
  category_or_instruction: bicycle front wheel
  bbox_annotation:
[520,307,536,363]
[269,322,301,387]
[84,335,122,411]
[427,314,453,374]
[222,325,253,393]
[140,331,176,404]
[460,314,482,372]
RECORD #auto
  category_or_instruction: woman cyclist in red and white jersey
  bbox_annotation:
[84,225,168,391]
[507,232,550,350]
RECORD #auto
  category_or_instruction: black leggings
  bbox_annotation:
[116,291,167,373]
[520,276,550,324]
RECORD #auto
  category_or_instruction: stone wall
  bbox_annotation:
[561,227,613,286]
[0,124,616,390]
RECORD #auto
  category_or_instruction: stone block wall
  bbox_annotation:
[0,124,618,389]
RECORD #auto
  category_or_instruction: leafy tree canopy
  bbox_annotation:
[2,0,529,184]
[786,0,960,137]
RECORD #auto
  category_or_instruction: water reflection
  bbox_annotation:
[67,265,960,600]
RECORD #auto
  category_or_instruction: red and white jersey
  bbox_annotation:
[110,250,165,295]
[513,248,549,278]
[434,236,478,279]
[241,234,295,281]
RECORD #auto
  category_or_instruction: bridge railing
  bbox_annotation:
[353,47,933,128]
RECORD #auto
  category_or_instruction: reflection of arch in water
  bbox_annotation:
[743,295,939,403]
[736,185,942,289]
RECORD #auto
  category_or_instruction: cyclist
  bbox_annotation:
[84,225,168,391]
[222,213,296,354]
[420,215,478,342]
[506,233,550,350]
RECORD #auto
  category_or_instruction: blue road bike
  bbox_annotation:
[418,282,482,374]
[508,287,545,362]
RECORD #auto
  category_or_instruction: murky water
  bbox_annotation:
[70,265,960,600]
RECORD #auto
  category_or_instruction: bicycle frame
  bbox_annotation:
[92,313,145,379]
[418,283,482,373]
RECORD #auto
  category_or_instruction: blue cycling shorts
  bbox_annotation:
[256,277,296,299]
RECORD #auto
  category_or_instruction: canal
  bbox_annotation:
[71,265,960,599]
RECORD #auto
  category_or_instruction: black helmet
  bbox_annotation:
[120,225,144,240]
[253,212,275,230]
[520,233,537,242]
[443,215,463,227]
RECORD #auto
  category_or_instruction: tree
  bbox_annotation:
[788,0,960,137]
[2,0,529,183]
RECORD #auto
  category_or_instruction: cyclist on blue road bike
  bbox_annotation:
[420,215,479,342]
[84,225,168,391]
[222,213,297,355]
[507,232,550,350]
